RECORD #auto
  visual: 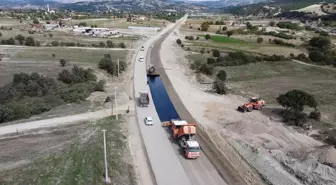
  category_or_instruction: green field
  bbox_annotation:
[200,35,245,43]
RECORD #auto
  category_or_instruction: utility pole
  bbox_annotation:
[117,58,120,77]
[115,88,118,120]
[102,129,110,184]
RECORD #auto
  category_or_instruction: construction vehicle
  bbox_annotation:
[147,64,159,76]
[139,91,150,107]
[162,120,200,159]
[238,97,265,112]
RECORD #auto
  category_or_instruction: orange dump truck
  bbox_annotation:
[162,120,200,159]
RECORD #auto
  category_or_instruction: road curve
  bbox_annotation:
[133,22,192,185]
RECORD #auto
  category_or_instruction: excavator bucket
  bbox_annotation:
[237,106,246,112]
[162,121,172,127]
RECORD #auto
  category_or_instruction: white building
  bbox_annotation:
[73,27,119,36]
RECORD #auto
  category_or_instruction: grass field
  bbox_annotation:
[223,61,336,123]
[0,117,136,185]
[8,47,128,63]
[200,35,245,43]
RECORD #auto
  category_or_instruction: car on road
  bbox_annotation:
[140,46,144,51]
[139,56,144,62]
[144,117,154,125]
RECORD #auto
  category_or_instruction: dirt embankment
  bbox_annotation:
[159,26,336,185]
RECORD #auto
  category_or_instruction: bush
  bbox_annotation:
[309,36,331,50]
[118,42,126,48]
[276,22,301,30]
[0,32,2,36]
[257,37,263,43]
[15,34,25,45]
[198,63,213,75]
[222,26,227,31]
[78,22,87,27]
[281,110,308,127]
[51,40,59,46]
[212,49,220,57]
[52,54,56,58]
[207,57,216,65]
[176,39,182,45]
[98,55,126,76]
[216,70,227,81]
[106,40,115,48]
[185,36,194,40]
[58,66,97,84]
[309,110,321,121]
[226,31,233,37]
[24,37,35,46]
[190,60,202,70]
[99,42,106,48]
[59,59,67,67]
[272,39,295,47]
[213,79,227,94]
[205,34,211,40]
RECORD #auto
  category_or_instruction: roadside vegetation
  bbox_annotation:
[0,117,136,185]
[0,66,104,124]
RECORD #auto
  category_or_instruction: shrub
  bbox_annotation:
[309,36,331,50]
[216,70,227,81]
[269,21,275,27]
[207,58,216,65]
[59,59,67,67]
[222,26,227,31]
[205,34,211,40]
[78,22,87,27]
[106,40,115,48]
[176,39,182,45]
[99,42,106,48]
[281,110,308,127]
[213,79,227,94]
[227,31,233,37]
[198,63,213,75]
[35,41,40,47]
[309,110,321,121]
[118,42,126,48]
[190,60,202,70]
[15,34,25,45]
[24,37,35,46]
[185,36,194,40]
[212,49,220,57]
[0,32,2,37]
[58,66,97,84]
[52,54,56,58]
[257,37,263,43]
[51,40,59,46]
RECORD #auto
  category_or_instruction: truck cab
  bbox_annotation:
[184,140,200,159]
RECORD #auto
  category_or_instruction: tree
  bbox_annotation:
[213,79,227,94]
[276,90,317,112]
[15,34,25,45]
[198,63,213,75]
[59,59,67,67]
[118,42,126,48]
[201,22,209,31]
[205,34,211,40]
[0,32,2,37]
[227,31,233,37]
[200,48,205,54]
[51,41,59,46]
[222,26,227,31]
[99,42,106,48]
[25,37,35,46]
[216,70,227,81]
[52,54,56,58]
[309,36,331,50]
[176,39,182,45]
[257,37,263,43]
[33,19,39,24]
[269,21,275,27]
[106,40,115,48]
[78,22,87,27]
[212,49,220,57]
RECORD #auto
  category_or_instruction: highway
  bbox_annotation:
[133,16,230,185]
[133,22,192,185]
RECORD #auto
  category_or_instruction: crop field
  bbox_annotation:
[0,117,136,185]
[223,61,336,123]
